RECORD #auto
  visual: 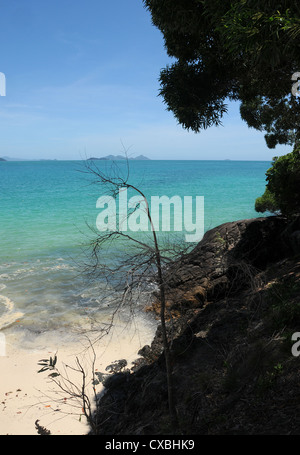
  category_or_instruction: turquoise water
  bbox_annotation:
[0,159,270,348]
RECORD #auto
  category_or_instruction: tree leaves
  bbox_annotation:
[144,0,300,148]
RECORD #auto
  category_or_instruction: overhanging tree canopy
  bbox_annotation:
[143,0,300,148]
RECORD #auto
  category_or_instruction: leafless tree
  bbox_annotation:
[80,156,193,432]
[37,339,103,434]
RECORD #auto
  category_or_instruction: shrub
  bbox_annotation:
[255,188,279,214]
[255,143,300,217]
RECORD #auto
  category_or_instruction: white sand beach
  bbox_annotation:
[0,316,156,435]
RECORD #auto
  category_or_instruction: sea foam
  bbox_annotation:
[0,295,24,330]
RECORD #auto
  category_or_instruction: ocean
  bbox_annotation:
[0,159,271,352]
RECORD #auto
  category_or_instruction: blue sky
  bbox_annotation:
[0,0,292,161]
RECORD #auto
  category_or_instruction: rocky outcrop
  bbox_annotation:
[147,215,300,319]
[92,215,300,435]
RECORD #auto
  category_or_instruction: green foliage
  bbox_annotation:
[266,146,300,216]
[255,188,279,214]
[217,1,300,70]
[255,143,300,216]
[240,96,300,149]
[159,62,230,131]
[143,0,300,148]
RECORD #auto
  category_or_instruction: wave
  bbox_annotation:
[0,294,24,330]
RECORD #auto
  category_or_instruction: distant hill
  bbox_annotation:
[2,156,29,161]
[131,155,150,161]
[0,157,6,161]
[88,155,150,161]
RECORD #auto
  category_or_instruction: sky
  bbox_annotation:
[0,0,293,161]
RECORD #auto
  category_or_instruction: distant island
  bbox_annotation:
[88,155,150,161]
[2,156,59,161]
[1,155,151,162]
[1,156,29,161]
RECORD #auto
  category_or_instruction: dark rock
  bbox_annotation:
[103,371,130,390]
[92,215,300,435]
[151,215,300,317]
[138,345,152,358]
[105,359,128,374]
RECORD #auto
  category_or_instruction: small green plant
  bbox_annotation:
[215,231,225,245]
[37,353,60,378]
[37,347,101,434]
[256,362,284,395]
[273,362,283,373]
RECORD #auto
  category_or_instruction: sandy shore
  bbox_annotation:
[0,316,156,435]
